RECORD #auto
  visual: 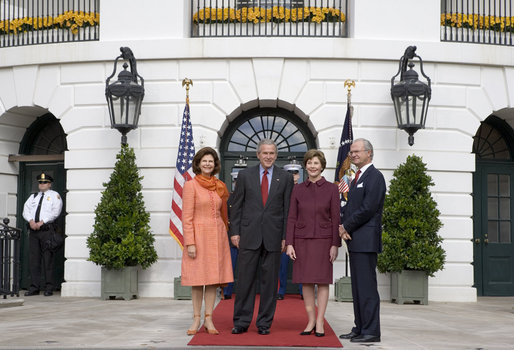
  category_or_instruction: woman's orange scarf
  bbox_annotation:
[194,174,229,230]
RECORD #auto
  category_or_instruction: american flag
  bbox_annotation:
[338,176,349,193]
[169,102,195,250]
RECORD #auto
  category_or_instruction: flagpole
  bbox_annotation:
[343,79,355,278]
[182,78,193,105]
[169,78,196,250]
[344,79,355,108]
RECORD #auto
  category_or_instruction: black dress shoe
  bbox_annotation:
[231,326,248,334]
[277,294,284,300]
[351,334,381,343]
[44,291,53,296]
[339,331,359,339]
[257,327,270,335]
[24,290,40,296]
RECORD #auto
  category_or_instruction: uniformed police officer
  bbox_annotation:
[22,172,63,296]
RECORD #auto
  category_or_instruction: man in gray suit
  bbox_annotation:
[229,139,294,335]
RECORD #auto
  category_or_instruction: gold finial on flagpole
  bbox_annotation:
[344,79,355,104]
[182,78,193,104]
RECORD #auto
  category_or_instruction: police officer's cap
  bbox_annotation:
[37,172,53,183]
[283,163,302,174]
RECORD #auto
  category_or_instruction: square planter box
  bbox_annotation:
[101,266,138,300]
[174,276,192,300]
[391,270,428,305]
[334,276,353,302]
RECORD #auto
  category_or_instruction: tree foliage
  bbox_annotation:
[87,144,158,270]
[377,155,445,276]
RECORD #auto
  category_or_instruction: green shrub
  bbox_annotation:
[377,155,445,277]
[87,144,158,270]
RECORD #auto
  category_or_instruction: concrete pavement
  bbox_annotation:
[1,293,513,350]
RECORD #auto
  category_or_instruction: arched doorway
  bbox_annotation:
[220,106,317,187]
[15,113,67,291]
[220,105,317,295]
[472,115,514,296]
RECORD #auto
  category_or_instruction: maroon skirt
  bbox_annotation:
[291,237,334,284]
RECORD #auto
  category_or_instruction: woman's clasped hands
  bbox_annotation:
[187,244,196,259]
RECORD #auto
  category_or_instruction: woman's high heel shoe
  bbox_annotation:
[315,326,325,337]
[300,324,316,335]
[203,314,219,335]
[300,327,315,335]
[187,315,201,336]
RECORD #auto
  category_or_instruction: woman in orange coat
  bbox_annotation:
[181,147,233,335]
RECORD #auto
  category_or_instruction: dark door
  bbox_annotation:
[472,115,514,296]
[18,162,66,290]
[474,163,514,296]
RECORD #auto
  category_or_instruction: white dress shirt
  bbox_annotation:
[23,189,63,224]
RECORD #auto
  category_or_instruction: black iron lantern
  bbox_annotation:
[105,47,145,145]
[391,46,431,146]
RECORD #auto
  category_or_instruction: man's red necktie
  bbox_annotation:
[261,170,269,205]
[353,170,361,186]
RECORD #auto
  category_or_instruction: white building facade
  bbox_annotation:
[1,0,513,302]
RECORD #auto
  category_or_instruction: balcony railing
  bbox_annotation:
[441,0,514,45]
[191,0,348,37]
[0,0,99,48]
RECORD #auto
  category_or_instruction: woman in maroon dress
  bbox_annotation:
[286,149,341,337]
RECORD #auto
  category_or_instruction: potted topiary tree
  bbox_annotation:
[377,155,445,305]
[87,144,158,300]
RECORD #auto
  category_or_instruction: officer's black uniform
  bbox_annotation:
[22,173,63,296]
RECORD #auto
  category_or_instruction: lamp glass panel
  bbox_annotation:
[113,95,139,127]
[404,96,411,125]
[421,98,429,126]
[411,95,425,125]
[107,95,115,125]
[110,95,123,125]
[127,95,139,126]
[393,96,406,126]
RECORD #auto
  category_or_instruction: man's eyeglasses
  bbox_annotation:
[38,181,50,184]
[348,150,367,156]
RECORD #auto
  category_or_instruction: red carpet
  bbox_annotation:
[188,295,343,347]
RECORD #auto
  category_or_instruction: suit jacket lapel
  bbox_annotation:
[351,164,374,190]
[269,167,280,195]
[252,165,265,208]
[357,164,374,185]
[265,166,280,209]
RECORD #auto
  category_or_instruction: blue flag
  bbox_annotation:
[334,104,353,189]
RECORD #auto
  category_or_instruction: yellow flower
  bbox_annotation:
[70,23,79,35]
[193,6,345,25]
